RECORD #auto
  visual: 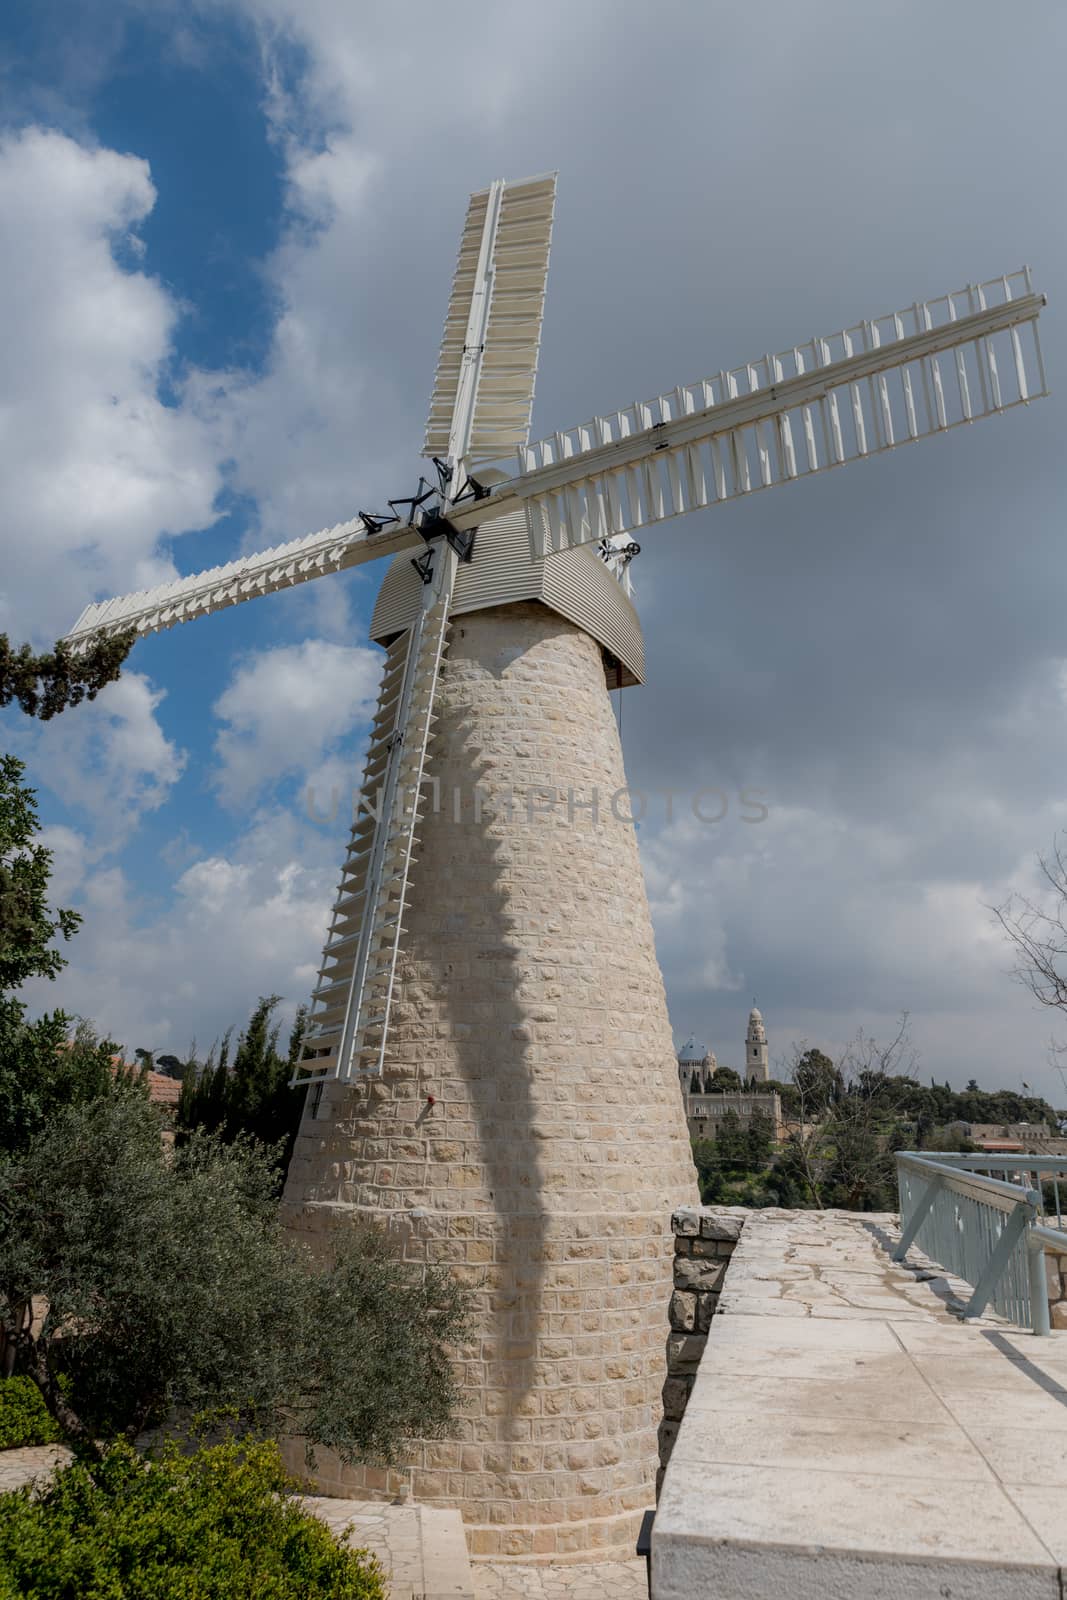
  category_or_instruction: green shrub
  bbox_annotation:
[0,1436,386,1600]
[0,1377,62,1450]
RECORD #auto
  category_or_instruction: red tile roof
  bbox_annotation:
[145,1071,181,1108]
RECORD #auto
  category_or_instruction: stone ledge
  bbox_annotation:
[654,1209,1067,1599]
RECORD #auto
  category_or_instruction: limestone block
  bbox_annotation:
[671,1206,702,1237]
[1032,1249,1057,1301]
[657,1419,679,1468]
[666,1333,706,1374]
[688,1238,721,1259]
[662,1378,691,1421]
[700,1212,745,1242]
[1051,1301,1067,1330]
[669,1290,698,1332]
[696,1291,719,1333]
[674,1256,728,1293]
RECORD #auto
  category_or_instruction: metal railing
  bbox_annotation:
[894,1152,1067,1335]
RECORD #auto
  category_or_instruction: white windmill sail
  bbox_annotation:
[505,269,1047,558]
[64,515,423,647]
[299,171,557,1084]
[424,172,556,468]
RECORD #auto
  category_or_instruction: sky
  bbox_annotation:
[2,0,1066,1100]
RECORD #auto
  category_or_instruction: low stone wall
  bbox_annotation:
[1042,1242,1067,1329]
[658,1205,748,1490]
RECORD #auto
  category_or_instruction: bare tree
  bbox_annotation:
[779,1017,916,1211]
[994,840,1067,1015]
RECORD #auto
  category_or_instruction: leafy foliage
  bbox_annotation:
[0,755,80,991]
[745,1106,775,1167]
[688,1021,1045,1212]
[0,629,134,722]
[177,996,308,1180]
[0,1376,62,1449]
[0,1436,386,1600]
[0,757,135,1172]
[0,1095,472,1463]
[0,1011,131,1164]
[791,1048,842,1112]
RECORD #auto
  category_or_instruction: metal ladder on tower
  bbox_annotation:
[296,543,458,1083]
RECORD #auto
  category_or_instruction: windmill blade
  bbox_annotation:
[294,544,459,1086]
[509,269,1048,558]
[62,513,424,647]
[424,172,556,469]
[298,176,555,1086]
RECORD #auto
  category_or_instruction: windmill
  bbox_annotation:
[65,173,1048,1557]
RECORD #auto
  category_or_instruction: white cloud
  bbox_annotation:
[212,637,381,806]
[0,125,222,639]
[36,823,91,906]
[20,804,342,1055]
[15,672,186,848]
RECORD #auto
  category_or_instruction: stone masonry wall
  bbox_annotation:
[658,1205,748,1490]
[1043,1244,1067,1329]
[281,603,699,1561]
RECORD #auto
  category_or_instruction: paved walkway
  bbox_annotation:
[472,1560,645,1600]
[656,1209,1067,1600]
[302,1495,473,1600]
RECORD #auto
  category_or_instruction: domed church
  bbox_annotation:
[676,1007,771,1093]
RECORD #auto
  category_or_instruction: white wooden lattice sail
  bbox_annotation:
[511,269,1047,557]
[423,172,556,466]
[64,515,423,647]
[65,263,1048,655]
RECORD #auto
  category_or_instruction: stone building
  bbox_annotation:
[676,1012,782,1140]
[676,1035,717,1095]
[745,1006,770,1083]
[685,1089,783,1142]
[676,1007,772,1095]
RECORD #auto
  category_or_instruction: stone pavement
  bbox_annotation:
[655,1208,1067,1600]
[0,1442,67,1494]
[473,1559,646,1600]
[301,1495,473,1600]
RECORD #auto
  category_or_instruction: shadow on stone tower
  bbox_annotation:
[280,517,698,1559]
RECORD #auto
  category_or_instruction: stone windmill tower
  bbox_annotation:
[65,173,1048,1558]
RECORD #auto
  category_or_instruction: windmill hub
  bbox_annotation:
[62,170,1048,1560]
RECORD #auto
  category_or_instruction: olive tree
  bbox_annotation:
[0,1095,471,1466]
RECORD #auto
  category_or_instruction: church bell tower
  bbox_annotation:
[746,1006,769,1083]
